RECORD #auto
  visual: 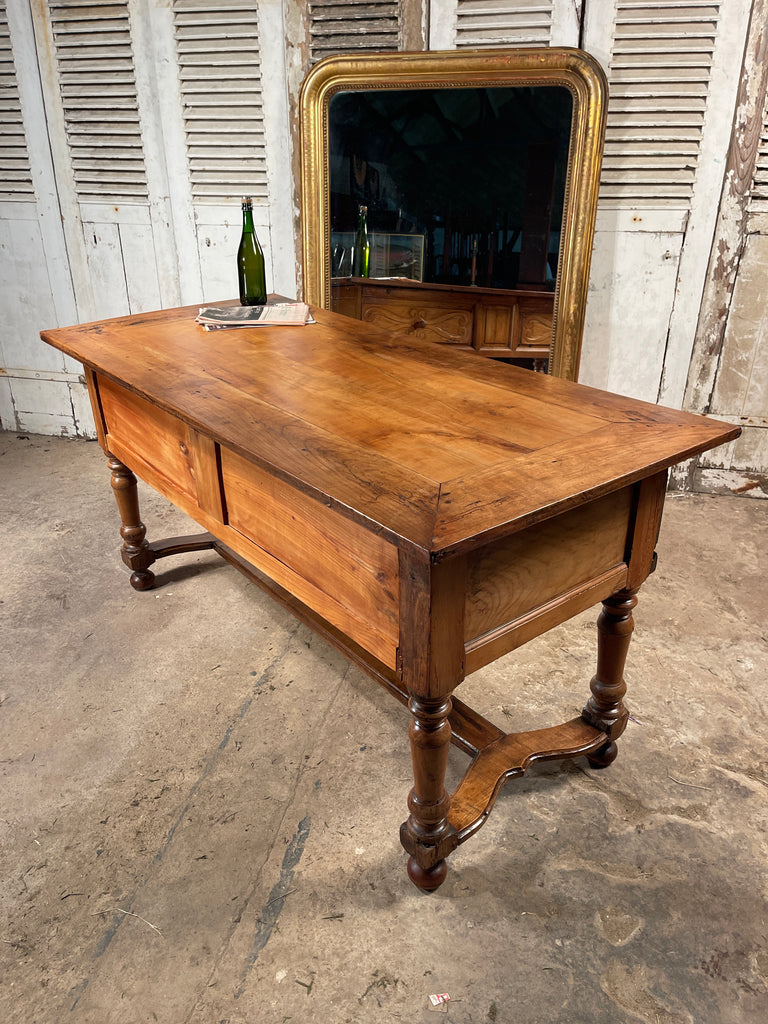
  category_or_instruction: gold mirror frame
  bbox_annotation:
[299,47,606,380]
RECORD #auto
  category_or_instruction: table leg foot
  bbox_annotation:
[406,856,447,892]
[586,739,619,768]
[129,568,156,591]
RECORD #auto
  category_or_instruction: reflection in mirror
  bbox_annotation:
[329,86,572,292]
[300,50,606,380]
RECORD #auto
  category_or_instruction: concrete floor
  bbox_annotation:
[1,430,767,1024]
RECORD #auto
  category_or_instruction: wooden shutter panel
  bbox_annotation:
[308,1,400,63]
[45,0,148,202]
[0,3,33,199]
[600,1,721,206]
[172,0,267,203]
[455,1,553,47]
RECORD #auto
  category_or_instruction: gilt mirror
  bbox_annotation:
[299,48,606,380]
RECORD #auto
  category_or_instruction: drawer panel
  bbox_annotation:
[221,447,400,666]
[361,297,474,346]
[465,486,633,644]
[516,309,553,351]
[99,377,199,502]
[473,304,515,350]
[515,295,554,355]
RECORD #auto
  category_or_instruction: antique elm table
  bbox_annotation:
[41,302,738,890]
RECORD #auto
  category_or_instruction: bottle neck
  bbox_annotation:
[242,205,255,232]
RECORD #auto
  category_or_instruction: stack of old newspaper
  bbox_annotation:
[195,302,313,330]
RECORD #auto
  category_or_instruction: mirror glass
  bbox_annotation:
[328,86,572,292]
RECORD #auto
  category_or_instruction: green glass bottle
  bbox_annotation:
[353,204,370,278]
[237,197,267,305]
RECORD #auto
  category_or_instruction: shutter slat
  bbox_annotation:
[603,155,698,169]
[604,141,699,154]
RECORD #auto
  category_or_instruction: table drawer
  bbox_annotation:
[361,297,474,346]
[464,487,633,668]
[100,377,194,500]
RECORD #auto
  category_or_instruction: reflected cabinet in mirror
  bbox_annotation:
[300,48,606,380]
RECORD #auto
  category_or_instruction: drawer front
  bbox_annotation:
[465,486,633,645]
[99,376,199,502]
[221,447,400,667]
[361,297,474,346]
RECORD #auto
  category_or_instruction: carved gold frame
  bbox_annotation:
[299,47,606,381]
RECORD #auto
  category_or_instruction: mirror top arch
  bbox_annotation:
[299,47,606,380]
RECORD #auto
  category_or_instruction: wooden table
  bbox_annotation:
[41,303,739,890]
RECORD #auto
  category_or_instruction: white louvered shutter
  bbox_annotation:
[580,0,751,411]
[455,0,553,46]
[748,90,768,215]
[308,0,400,63]
[45,0,148,202]
[172,0,267,202]
[0,3,34,200]
[599,1,721,207]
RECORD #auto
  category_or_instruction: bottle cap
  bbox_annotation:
[242,196,253,207]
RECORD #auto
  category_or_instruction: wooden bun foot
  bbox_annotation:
[130,569,156,591]
[587,739,618,769]
[407,856,447,892]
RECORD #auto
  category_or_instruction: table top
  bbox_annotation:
[42,302,740,556]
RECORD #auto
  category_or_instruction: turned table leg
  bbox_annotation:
[107,455,157,591]
[582,588,638,767]
[399,696,458,891]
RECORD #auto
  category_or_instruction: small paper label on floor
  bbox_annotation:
[429,993,450,1006]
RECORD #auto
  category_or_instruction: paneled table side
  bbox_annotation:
[41,302,739,891]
